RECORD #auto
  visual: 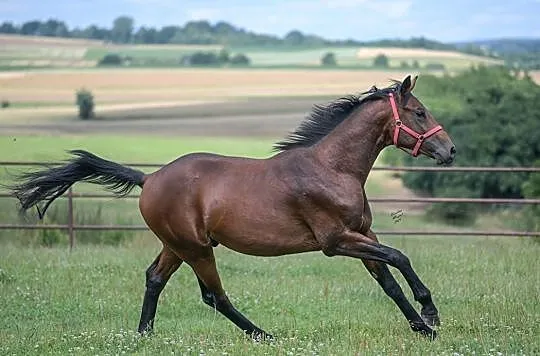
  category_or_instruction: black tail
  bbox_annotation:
[8,150,146,219]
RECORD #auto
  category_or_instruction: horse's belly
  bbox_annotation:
[211,222,320,257]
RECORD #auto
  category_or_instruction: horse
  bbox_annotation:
[8,75,455,341]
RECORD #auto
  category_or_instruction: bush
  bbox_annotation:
[76,88,94,120]
[188,51,221,66]
[230,53,251,66]
[36,201,130,247]
[521,160,540,234]
[218,49,230,63]
[373,54,389,67]
[400,66,540,224]
[321,52,337,66]
[1,100,9,108]
[98,53,123,66]
[426,187,478,226]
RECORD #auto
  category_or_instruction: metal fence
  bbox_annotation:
[1,161,539,250]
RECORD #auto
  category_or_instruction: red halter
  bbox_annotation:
[388,92,443,157]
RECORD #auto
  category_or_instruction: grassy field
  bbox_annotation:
[0,236,538,355]
[234,46,502,70]
[0,33,502,71]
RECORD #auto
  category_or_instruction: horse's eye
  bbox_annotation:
[415,108,426,117]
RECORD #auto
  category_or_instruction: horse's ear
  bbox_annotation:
[410,75,418,92]
[400,75,414,96]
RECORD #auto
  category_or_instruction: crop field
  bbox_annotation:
[0,68,412,109]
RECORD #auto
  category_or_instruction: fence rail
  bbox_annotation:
[1,161,538,249]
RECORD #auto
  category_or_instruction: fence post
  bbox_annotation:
[68,187,74,251]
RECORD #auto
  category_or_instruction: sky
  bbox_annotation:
[1,0,539,42]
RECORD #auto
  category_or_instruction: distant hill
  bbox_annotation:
[454,38,540,69]
[454,38,540,55]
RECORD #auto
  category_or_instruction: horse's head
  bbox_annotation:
[387,75,456,165]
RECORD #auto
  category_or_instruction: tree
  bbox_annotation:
[218,49,230,64]
[521,160,540,233]
[0,22,18,34]
[98,54,123,66]
[373,54,389,67]
[321,52,337,66]
[111,16,134,43]
[76,88,94,120]
[398,66,540,224]
[230,53,251,66]
[20,21,41,35]
[284,30,305,46]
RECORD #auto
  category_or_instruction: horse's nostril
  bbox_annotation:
[450,146,456,155]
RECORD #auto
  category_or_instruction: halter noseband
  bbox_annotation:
[388,92,443,157]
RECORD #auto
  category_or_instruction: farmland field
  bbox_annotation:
[0,33,503,71]
[0,68,412,103]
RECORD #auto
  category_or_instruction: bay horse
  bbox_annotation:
[9,75,455,341]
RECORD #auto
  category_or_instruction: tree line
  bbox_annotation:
[0,16,484,53]
[385,66,540,228]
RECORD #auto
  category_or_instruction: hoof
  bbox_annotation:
[410,321,437,341]
[250,330,274,343]
[421,312,440,328]
[138,329,153,337]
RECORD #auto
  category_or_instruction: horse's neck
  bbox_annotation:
[314,104,390,184]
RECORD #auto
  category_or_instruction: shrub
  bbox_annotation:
[218,49,230,64]
[76,88,94,120]
[521,160,540,235]
[373,54,389,67]
[399,61,410,69]
[1,100,9,108]
[425,187,478,226]
[230,53,251,66]
[321,52,337,66]
[98,53,123,66]
[189,51,221,66]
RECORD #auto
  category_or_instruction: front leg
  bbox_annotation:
[363,229,439,328]
[362,259,435,336]
[322,229,437,339]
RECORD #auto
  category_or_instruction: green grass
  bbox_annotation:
[0,135,276,164]
[0,237,538,355]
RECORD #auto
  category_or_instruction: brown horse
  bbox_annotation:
[9,75,455,341]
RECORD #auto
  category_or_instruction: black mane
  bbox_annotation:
[273,81,401,152]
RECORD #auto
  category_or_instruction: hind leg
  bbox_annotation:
[191,248,272,341]
[138,246,182,335]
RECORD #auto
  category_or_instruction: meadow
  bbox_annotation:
[0,235,538,355]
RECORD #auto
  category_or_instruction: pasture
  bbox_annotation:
[0,236,538,355]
